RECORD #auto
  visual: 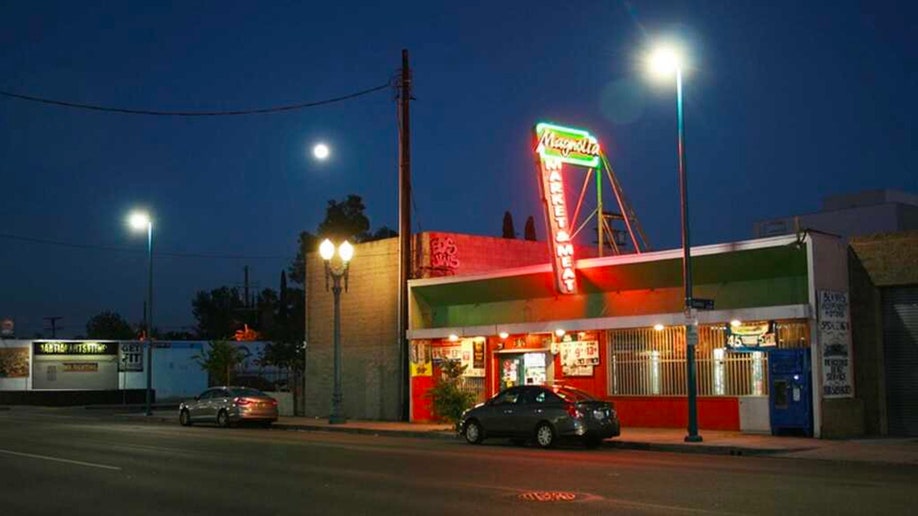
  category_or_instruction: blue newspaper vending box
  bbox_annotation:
[768,348,813,437]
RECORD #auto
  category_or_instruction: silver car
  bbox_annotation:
[458,385,620,448]
[179,386,278,428]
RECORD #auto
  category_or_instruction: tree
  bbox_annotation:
[191,286,246,339]
[502,211,516,239]
[524,216,537,241]
[317,194,371,243]
[426,359,478,424]
[193,340,250,385]
[289,194,396,286]
[85,311,137,339]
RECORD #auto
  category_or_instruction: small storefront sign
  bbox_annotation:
[818,290,853,398]
[725,322,776,351]
[119,342,144,372]
[33,341,118,355]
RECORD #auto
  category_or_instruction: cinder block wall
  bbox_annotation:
[304,238,400,420]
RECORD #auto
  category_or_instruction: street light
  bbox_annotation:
[319,238,353,424]
[128,211,154,416]
[648,42,703,443]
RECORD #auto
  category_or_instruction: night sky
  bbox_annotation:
[1,1,915,338]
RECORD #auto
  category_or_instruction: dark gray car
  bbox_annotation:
[179,386,278,428]
[458,385,620,448]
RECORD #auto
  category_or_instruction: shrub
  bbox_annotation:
[426,359,478,424]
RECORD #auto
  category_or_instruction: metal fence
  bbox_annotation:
[608,320,810,397]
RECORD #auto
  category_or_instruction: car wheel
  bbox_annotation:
[464,420,484,444]
[534,422,556,449]
[179,409,192,427]
[216,409,231,428]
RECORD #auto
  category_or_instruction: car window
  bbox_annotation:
[527,388,561,404]
[554,387,597,403]
[199,389,216,400]
[491,388,522,406]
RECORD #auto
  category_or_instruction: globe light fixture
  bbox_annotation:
[320,239,354,425]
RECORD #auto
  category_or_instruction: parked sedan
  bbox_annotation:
[179,386,278,428]
[458,385,620,448]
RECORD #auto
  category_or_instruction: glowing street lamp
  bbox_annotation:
[128,210,154,416]
[647,41,702,443]
[320,238,353,424]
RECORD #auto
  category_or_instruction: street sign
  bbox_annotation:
[690,298,715,310]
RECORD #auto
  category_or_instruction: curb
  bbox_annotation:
[109,412,805,457]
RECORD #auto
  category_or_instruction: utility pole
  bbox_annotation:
[43,316,63,338]
[397,49,412,421]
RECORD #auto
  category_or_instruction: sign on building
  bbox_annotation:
[817,290,854,398]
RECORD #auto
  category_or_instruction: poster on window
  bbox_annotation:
[410,340,432,377]
[560,340,599,377]
[818,290,854,398]
[431,338,485,377]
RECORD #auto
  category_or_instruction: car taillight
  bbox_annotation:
[269,398,277,406]
[565,403,582,419]
[234,397,252,406]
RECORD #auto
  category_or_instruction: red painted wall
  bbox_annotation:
[411,376,434,422]
[609,396,740,431]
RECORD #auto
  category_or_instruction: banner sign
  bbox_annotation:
[725,321,776,351]
[818,290,854,398]
[33,341,118,356]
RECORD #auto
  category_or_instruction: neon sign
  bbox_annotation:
[535,123,601,168]
[534,122,601,295]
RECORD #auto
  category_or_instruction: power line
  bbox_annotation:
[0,231,403,260]
[0,231,288,260]
[0,82,391,117]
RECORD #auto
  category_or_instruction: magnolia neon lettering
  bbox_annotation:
[538,130,600,159]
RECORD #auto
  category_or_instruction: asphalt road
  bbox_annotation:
[0,407,915,515]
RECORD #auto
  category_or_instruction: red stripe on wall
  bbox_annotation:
[609,397,740,431]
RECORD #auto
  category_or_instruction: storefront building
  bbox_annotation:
[407,231,860,438]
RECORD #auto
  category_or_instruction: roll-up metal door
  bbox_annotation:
[883,286,918,436]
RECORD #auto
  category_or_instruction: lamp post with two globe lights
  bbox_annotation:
[319,238,354,425]
[647,42,703,443]
[128,211,154,416]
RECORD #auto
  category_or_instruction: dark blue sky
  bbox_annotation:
[1,1,915,337]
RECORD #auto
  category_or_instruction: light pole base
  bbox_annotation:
[329,414,347,425]
[684,434,703,443]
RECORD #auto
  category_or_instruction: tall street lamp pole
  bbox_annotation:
[319,238,354,425]
[649,44,702,443]
[129,211,154,416]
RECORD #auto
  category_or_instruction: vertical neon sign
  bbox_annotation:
[534,123,601,295]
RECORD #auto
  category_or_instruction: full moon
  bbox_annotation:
[312,143,330,160]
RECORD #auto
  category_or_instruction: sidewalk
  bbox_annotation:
[129,409,918,466]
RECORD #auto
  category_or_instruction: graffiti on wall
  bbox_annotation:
[429,236,460,276]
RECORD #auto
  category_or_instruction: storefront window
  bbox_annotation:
[607,320,809,397]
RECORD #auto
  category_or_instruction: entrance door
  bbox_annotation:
[883,286,918,436]
[500,356,522,390]
[500,353,550,390]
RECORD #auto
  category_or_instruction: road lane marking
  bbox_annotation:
[0,449,122,471]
